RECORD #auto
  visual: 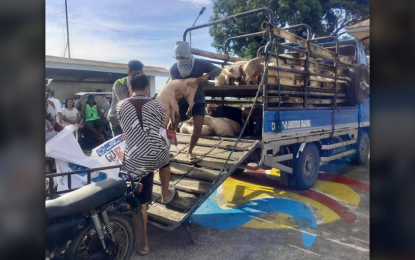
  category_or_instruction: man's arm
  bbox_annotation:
[81,103,86,119]
[96,103,105,119]
[203,60,222,80]
[114,81,129,102]
[196,60,222,84]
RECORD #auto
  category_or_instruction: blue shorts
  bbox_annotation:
[179,103,205,121]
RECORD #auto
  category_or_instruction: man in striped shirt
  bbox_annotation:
[116,74,175,255]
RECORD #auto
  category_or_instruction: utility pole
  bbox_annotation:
[190,7,206,48]
[65,0,71,58]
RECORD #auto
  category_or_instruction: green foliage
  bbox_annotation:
[209,0,369,58]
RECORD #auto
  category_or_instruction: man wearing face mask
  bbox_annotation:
[169,41,221,163]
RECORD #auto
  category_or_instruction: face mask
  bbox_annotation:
[177,55,195,78]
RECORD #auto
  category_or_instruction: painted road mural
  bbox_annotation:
[193,165,369,248]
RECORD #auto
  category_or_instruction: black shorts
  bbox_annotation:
[85,118,106,129]
[179,103,205,121]
[136,163,170,205]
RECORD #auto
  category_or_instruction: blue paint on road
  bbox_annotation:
[193,190,318,248]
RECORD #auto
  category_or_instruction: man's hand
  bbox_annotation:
[196,74,209,84]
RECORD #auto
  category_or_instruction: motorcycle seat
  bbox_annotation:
[45,178,127,219]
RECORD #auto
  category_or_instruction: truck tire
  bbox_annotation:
[346,64,370,105]
[353,131,370,165]
[292,143,320,190]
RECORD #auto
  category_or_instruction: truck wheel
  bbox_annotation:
[346,64,370,105]
[353,131,370,165]
[292,143,320,190]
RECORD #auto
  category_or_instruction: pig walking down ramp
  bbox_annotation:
[155,78,199,128]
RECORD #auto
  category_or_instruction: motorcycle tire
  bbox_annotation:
[66,212,135,260]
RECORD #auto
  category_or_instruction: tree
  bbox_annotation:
[209,0,369,59]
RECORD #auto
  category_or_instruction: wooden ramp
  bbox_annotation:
[147,133,258,227]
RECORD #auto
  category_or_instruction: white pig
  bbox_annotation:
[155,78,199,128]
[243,57,265,85]
[194,115,241,137]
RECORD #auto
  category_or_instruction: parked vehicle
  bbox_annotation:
[45,170,144,260]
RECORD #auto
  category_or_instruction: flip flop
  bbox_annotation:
[135,245,149,256]
[188,153,199,164]
[161,188,176,205]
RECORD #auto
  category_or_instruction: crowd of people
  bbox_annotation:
[45,41,219,255]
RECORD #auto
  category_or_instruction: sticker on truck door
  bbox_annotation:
[281,120,311,130]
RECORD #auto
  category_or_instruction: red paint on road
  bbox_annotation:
[317,173,369,193]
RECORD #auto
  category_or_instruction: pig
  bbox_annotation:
[214,61,248,86]
[184,116,241,137]
[155,78,199,128]
[180,121,214,136]
[243,57,265,85]
[206,105,243,126]
[202,116,241,137]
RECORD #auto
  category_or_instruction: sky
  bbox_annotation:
[46,0,217,91]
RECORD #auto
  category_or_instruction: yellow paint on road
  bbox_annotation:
[312,180,360,207]
[221,178,339,224]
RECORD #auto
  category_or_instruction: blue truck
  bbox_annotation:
[197,8,370,190]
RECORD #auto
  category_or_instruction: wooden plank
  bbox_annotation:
[307,98,347,104]
[191,48,247,62]
[217,140,254,150]
[261,22,354,65]
[207,148,246,161]
[174,176,211,194]
[182,145,213,156]
[172,153,201,164]
[187,167,221,182]
[268,96,303,104]
[153,172,180,186]
[268,97,346,104]
[176,134,222,146]
[169,144,187,153]
[170,162,193,176]
[268,77,342,89]
[152,184,198,211]
[147,203,184,226]
[198,157,235,170]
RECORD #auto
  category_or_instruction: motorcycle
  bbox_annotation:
[45,171,145,260]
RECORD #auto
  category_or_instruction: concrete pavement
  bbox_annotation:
[132,160,369,260]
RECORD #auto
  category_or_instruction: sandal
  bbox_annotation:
[135,244,149,256]
[161,188,176,205]
[188,153,199,164]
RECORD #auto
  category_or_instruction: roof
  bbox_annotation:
[346,19,370,44]
[46,55,169,77]
[74,92,113,96]
[347,19,370,29]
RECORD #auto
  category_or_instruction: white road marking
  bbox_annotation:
[350,237,370,244]
[325,238,369,252]
[288,244,321,256]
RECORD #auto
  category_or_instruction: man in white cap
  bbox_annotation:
[169,41,221,163]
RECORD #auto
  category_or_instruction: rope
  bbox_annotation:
[186,41,277,218]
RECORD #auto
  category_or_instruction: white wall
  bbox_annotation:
[50,75,156,101]
[49,82,113,102]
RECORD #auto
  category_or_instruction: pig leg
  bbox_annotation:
[163,106,171,128]
[185,89,196,117]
